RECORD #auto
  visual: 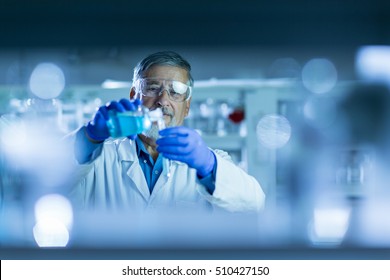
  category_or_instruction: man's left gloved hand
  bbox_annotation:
[156,126,216,178]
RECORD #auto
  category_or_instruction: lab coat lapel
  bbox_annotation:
[117,138,150,201]
[125,162,150,201]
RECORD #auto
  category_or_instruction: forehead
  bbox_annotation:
[143,65,189,83]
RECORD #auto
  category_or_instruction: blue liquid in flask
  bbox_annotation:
[107,111,149,138]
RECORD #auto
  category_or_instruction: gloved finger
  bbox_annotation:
[97,105,110,120]
[159,126,190,137]
[156,135,189,146]
[157,144,193,155]
[133,99,142,107]
[119,98,136,111]
[162,128,203,147]
[127,134,137,140]
[86,110,110,141]
[106,101,126,113]
[93,110,108,126]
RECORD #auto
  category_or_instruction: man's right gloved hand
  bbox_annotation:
[85,98,141,142]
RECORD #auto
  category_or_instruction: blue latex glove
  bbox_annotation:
[85,98,141,142]
[156,126,216,178]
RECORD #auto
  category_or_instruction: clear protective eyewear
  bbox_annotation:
[136,78,192,102]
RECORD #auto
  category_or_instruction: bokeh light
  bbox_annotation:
[29,62,65,99]
[302,58,338,94]
[308,207,351,246]
[33,194,73,247]
[0,119,74,188]
[303,94,338,129]
[356,45,390,84]
[33,219,70,247]
[256,114,291,149]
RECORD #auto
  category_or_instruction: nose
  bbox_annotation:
[156,88,170,105]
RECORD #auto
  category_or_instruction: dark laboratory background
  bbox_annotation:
[1,0,390,258]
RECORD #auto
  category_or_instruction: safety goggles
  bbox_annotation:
[135,78,192,102]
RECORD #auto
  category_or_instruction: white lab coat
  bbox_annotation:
[70,137,265,213]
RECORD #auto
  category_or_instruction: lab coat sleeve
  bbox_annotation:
[196,149,265,212]
[63,128,105,205]
[65,127,104,165]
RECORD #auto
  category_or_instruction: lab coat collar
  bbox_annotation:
[115,137,138,162]
[134,137,150,160]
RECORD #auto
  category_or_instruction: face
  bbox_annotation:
[130,65,191,128]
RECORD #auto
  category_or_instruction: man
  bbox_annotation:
[70,51,265,213]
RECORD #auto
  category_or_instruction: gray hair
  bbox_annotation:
[132,51,194,87]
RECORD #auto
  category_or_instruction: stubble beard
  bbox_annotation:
[143,108,177,140]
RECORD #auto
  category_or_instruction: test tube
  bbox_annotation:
[148,108,171,177]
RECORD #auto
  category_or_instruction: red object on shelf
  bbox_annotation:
[228,108,245,123]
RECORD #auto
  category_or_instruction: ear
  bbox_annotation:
[130,87,137,100]
[184,97,191,117]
